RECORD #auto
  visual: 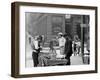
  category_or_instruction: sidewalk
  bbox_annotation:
[70,54,83,65]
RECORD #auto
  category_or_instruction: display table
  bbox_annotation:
[47,59,68,66]
[39,47,68,66]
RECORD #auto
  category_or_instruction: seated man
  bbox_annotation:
[38,41,57,66]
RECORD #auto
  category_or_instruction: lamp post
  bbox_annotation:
[80,23,84,64]
[81,23,89,64]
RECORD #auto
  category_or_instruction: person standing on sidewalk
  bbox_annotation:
[57,32,66,55]
[32,36,42,67]
[64,34,72,65]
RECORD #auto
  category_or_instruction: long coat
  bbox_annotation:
[64,37,72,59]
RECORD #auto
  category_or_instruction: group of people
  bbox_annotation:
[29,32,73,67]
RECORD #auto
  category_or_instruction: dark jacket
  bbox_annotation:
[64,37,72,59]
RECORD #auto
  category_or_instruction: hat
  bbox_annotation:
[58,32,63,35]
[34,35,39,40]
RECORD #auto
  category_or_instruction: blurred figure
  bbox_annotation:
[73,35,81,56]
[38,35,45,47]
[48,41,57,60]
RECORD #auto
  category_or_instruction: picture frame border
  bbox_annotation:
[11,2,98,78]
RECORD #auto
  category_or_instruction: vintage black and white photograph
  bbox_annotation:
[11,2,97,78]
[25,13,90,67]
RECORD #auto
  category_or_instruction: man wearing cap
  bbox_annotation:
[57,32,66,55]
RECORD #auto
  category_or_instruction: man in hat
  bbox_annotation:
[57,32,66,55]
